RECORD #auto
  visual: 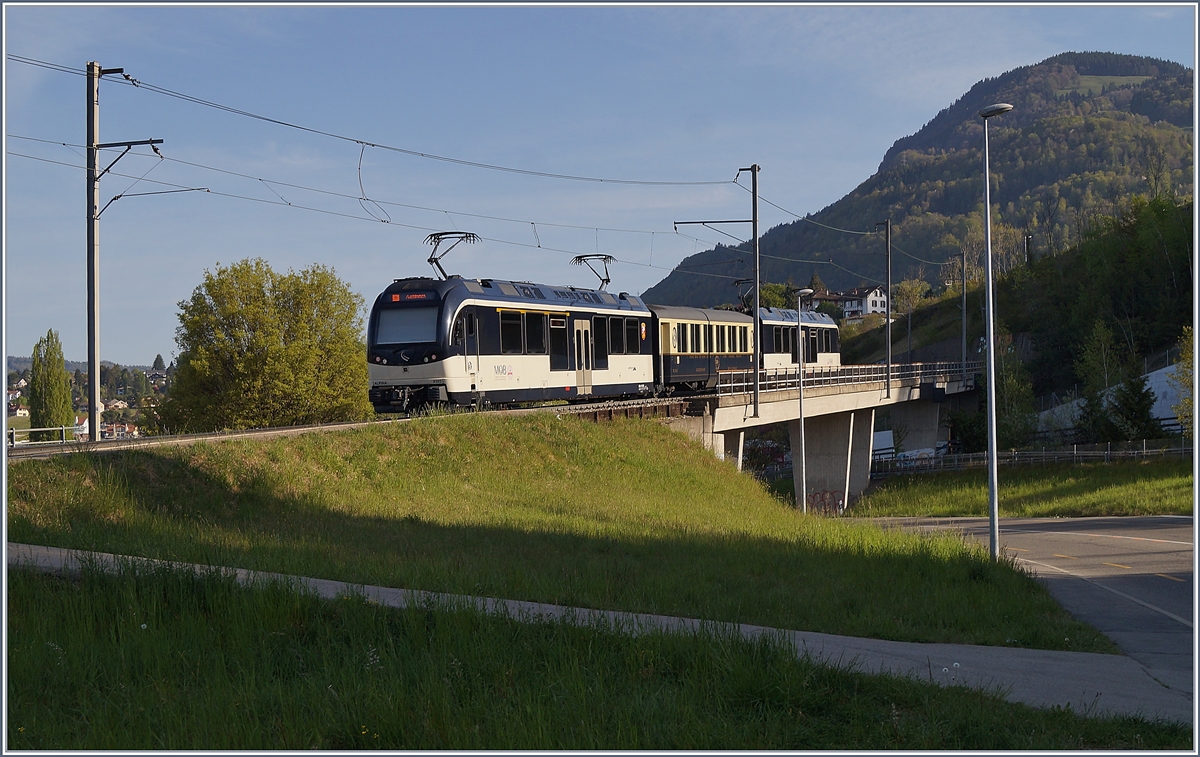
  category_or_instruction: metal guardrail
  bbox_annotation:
[716,361,981,396]
[6,425,82,447]
[870,441,1193,477]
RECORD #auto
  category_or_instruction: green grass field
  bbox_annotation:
[6,564,1188,750]
[852,459,1194,518]
[7,414,1112,652]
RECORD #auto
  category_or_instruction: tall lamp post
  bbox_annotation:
[790,287,814,512]
[979,102,1013,562]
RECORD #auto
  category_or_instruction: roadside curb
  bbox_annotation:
[7,541,1193,725]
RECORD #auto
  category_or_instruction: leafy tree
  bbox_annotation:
[807,272,828,293]
[891,278,930,362]
[1168,326,1193,438]
[1075,320,1122,395]
[28,329,73,440]
[993,328,1037,449]
[154,258,373,432]
[815,300,842,320]
[152,354,166,371]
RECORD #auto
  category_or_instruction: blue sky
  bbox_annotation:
[4,3,1195,366]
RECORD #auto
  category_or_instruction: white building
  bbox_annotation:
[841,286,888,321]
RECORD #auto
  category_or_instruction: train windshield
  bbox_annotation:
[375,307,439,345]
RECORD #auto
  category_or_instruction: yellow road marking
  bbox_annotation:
[1103,562,1132,569]
[1157,573,1186,583]
[1053,554,1077,559]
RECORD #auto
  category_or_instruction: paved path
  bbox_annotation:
[871,516,1195,700]
[7,542,1192,725]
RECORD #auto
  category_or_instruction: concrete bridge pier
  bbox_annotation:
[886,399,942,452]
[789,408,875,510]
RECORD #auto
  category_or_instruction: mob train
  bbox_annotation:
[367,275,840,413]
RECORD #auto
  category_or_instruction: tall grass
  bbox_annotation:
[8,413,1112,651]
[853,459,1194,518]
[6,565,1188,750]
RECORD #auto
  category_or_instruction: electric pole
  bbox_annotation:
[86,61,162,441]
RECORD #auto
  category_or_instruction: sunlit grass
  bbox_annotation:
[6,564,1188,750]
[853,460,1194,518]
[8,413,1113,651]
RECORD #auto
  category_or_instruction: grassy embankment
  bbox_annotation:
[853,459,1194,518]
[8,413,1108,652]
[7,564,1190,750]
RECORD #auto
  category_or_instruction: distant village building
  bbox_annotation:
[840,286,889,321]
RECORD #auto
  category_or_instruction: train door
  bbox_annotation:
[453,306,481,396]
[573,319,593,396]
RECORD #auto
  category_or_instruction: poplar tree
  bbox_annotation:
[28,329,73,441]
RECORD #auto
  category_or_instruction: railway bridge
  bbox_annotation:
[666,362,980,510]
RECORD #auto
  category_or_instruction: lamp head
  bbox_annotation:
[796,288,814,298]
[979,103,1013,119]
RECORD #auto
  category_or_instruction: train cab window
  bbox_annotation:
[626,318,640,354]
[609,317,625,354]
[500,312,523,354]
[549,318,569,370]
[452,316,465,346]
[525,313,547,354]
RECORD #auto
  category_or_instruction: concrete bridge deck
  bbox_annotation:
[667,362,981,511]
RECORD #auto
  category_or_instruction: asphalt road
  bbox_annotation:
[871,515,1195,697]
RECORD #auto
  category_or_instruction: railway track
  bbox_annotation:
[4,395,695,461]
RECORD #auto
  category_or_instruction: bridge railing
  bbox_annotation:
[6,424,83,447]
[716,362,981,397]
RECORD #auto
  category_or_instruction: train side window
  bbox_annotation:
[691,324,702,354]
[785,326,795,358]
[500,311,524,354]
[609,316,625,354]
[625,318,640,355]
[677,323,687,353]
[525,313,547,354]
[716,325,725,353]
[592,316,609,370]
[549,318,569,370]
[478,311,501,354]
[831,329,840,353]
[772,326,782,354]
[739,326,747,353]
[466,313,476,337]
[704,324,713,353]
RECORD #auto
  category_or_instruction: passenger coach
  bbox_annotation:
[368,276,655,412]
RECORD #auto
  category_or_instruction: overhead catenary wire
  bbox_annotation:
[6,134,722,248]
[8,54,733,188]
[8,149,751,285]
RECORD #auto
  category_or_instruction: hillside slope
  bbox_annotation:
[643,52,1193,307]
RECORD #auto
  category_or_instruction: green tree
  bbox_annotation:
[993,328,1037,449]
[28,329,73,441]
[152,354,166,371]
[807,272,828,293]
[154,258,373,432]
[1107,372,1163,441]
[1168,326,1193,438]
[1074,320,1122,395]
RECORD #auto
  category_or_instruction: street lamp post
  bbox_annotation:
[791,287,814,512]
[979,102,1012,562]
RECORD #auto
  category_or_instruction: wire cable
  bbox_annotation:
[8,54,734,187]
[7,134,722,247]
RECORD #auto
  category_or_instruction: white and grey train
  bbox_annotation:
[367,275,840,412]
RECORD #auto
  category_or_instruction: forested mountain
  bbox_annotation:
[643,52,1193,307]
